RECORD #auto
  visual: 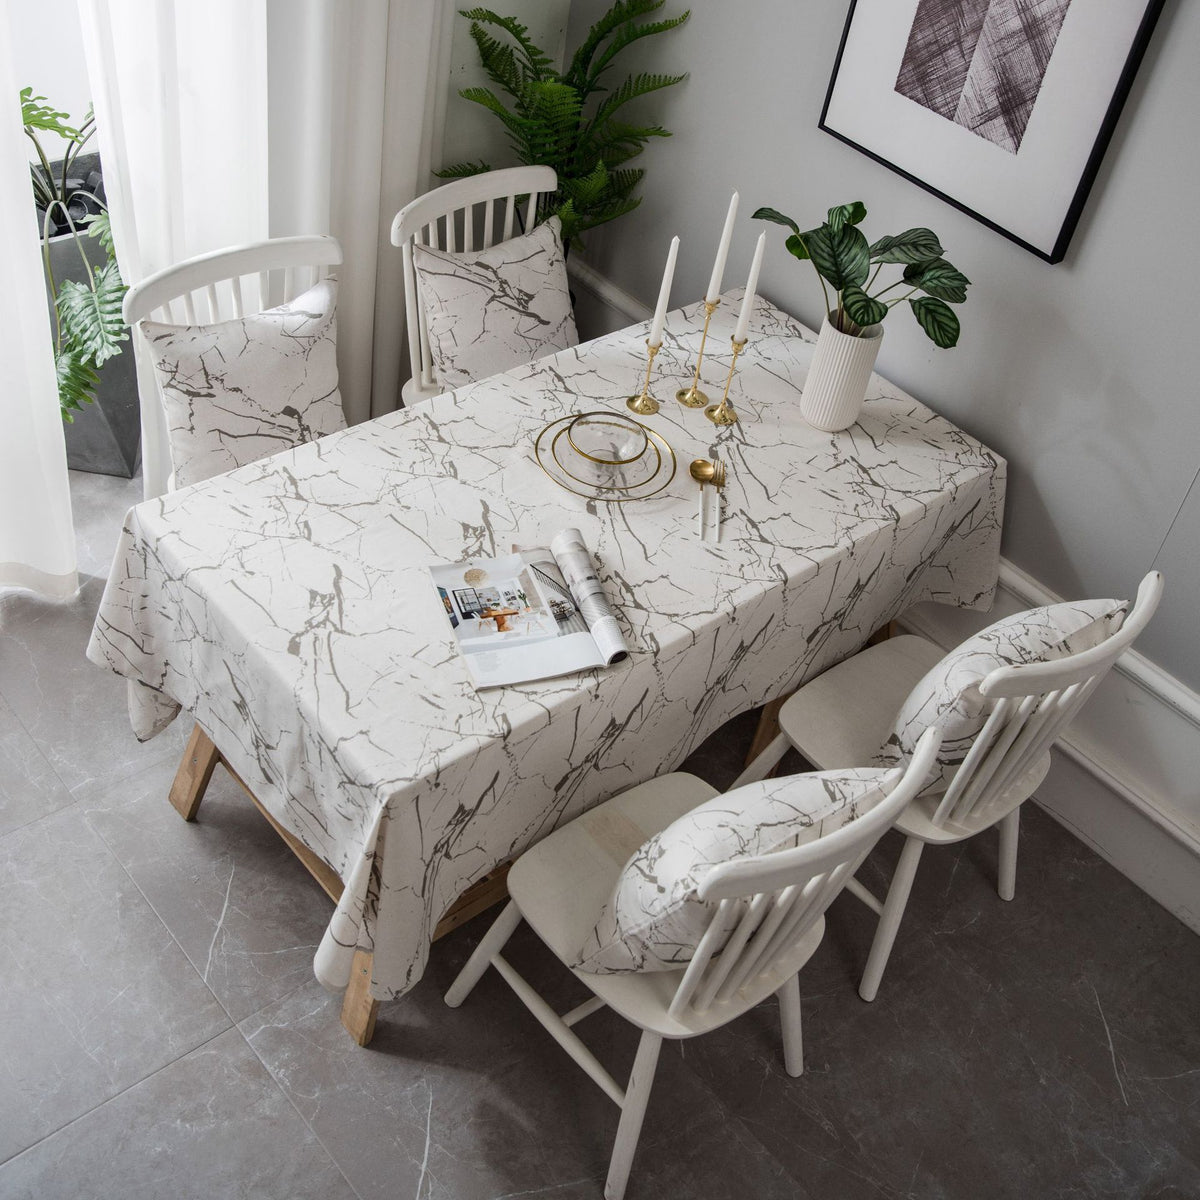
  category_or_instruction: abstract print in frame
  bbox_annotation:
[819,0,1165,262]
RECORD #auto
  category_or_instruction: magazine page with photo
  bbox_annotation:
[430,527,628,689]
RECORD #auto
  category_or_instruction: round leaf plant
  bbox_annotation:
[753,202,969,348]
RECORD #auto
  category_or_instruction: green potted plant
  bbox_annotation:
[438,1,689,254]
[23,88,138,476]
[755,201,969,431]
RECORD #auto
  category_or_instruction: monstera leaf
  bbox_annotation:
[56,258,128,368]
[81,211,116,259]
[55,346,101,419]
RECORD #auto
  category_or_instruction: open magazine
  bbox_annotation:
[430,527,629,689]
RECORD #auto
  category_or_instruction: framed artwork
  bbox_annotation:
[819,0,1165,263]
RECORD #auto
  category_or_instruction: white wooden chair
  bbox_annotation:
[445,730,942,1200]
[391,165,558,405]
[733,571,1164,1003]
[124,235,343,491]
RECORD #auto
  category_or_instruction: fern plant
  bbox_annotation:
[438,2,689,253]
[22,88,128,420]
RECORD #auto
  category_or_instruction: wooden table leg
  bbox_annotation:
[341,949,379,1046]
[168,724,220,820]
[744,695,789,771]
[167,723,510,1048]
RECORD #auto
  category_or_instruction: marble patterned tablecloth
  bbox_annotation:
[87,291,1006,1001]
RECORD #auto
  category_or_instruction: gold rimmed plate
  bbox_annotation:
[553,425,662,491]
[534,412,677,502]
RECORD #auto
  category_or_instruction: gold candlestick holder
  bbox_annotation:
[676,298,719,408]
[626,340,662,416]
[705,337,747,426]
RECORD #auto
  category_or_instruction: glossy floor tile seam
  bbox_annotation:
[232,1023,371,1200]
[0,1026,366,1200]
[0,700,78,844]
[0,811,242,1165]
[75,753,337,1045]
[0,1022,237,1172]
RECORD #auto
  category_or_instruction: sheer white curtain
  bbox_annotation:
[268,0,443,423]
[0,19,77,598]
[79,0,270,500]
[80,0,441,500]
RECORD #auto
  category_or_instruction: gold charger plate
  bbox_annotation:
[534,411,677,502]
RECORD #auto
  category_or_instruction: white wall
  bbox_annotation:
[8,2,92,161]
[565,0,1198,693]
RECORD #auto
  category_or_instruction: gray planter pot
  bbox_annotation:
[44,233,141,478]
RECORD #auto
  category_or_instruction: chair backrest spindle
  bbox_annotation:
[924,573,1162,830]
[664,730,943,1021]
[390,165,558,405]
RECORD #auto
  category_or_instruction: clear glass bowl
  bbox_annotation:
[566,412,649,467]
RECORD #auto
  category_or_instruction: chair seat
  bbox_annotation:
[509,772,825,1039]
[778,634,945,769]
[778,633,1050,845]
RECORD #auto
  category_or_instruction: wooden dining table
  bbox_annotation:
[87,289,1005,1045]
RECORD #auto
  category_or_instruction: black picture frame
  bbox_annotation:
[819,0,1166,264]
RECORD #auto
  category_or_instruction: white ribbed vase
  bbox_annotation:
[801,315,883,432]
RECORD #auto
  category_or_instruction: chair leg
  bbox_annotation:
[777,974,803,1077]
[444,900,522,1008]
[730,731,791,789]
[997,806,1020,902]
[859,836,925,1003]
[605,1030,663,1200]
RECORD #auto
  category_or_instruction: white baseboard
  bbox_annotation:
[567,258,651,325]
[574,258,1200,934]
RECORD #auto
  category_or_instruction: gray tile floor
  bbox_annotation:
[1,470,1198,1200]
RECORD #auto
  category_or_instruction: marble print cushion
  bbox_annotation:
[573,768,894,975]
[142,278,346,488]
[412,215,578,390]
[874,598,1129,796]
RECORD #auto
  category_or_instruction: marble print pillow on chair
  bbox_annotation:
[574,768,895,975]
[413,214,579,391]
[142,278,346,488]
[874,598,1129,796]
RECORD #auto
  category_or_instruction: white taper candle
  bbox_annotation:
[705,191,739,304]
[648,235,679,347]
[734,232,766,344]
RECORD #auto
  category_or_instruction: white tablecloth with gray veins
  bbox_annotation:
[88,290,1006,1001]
